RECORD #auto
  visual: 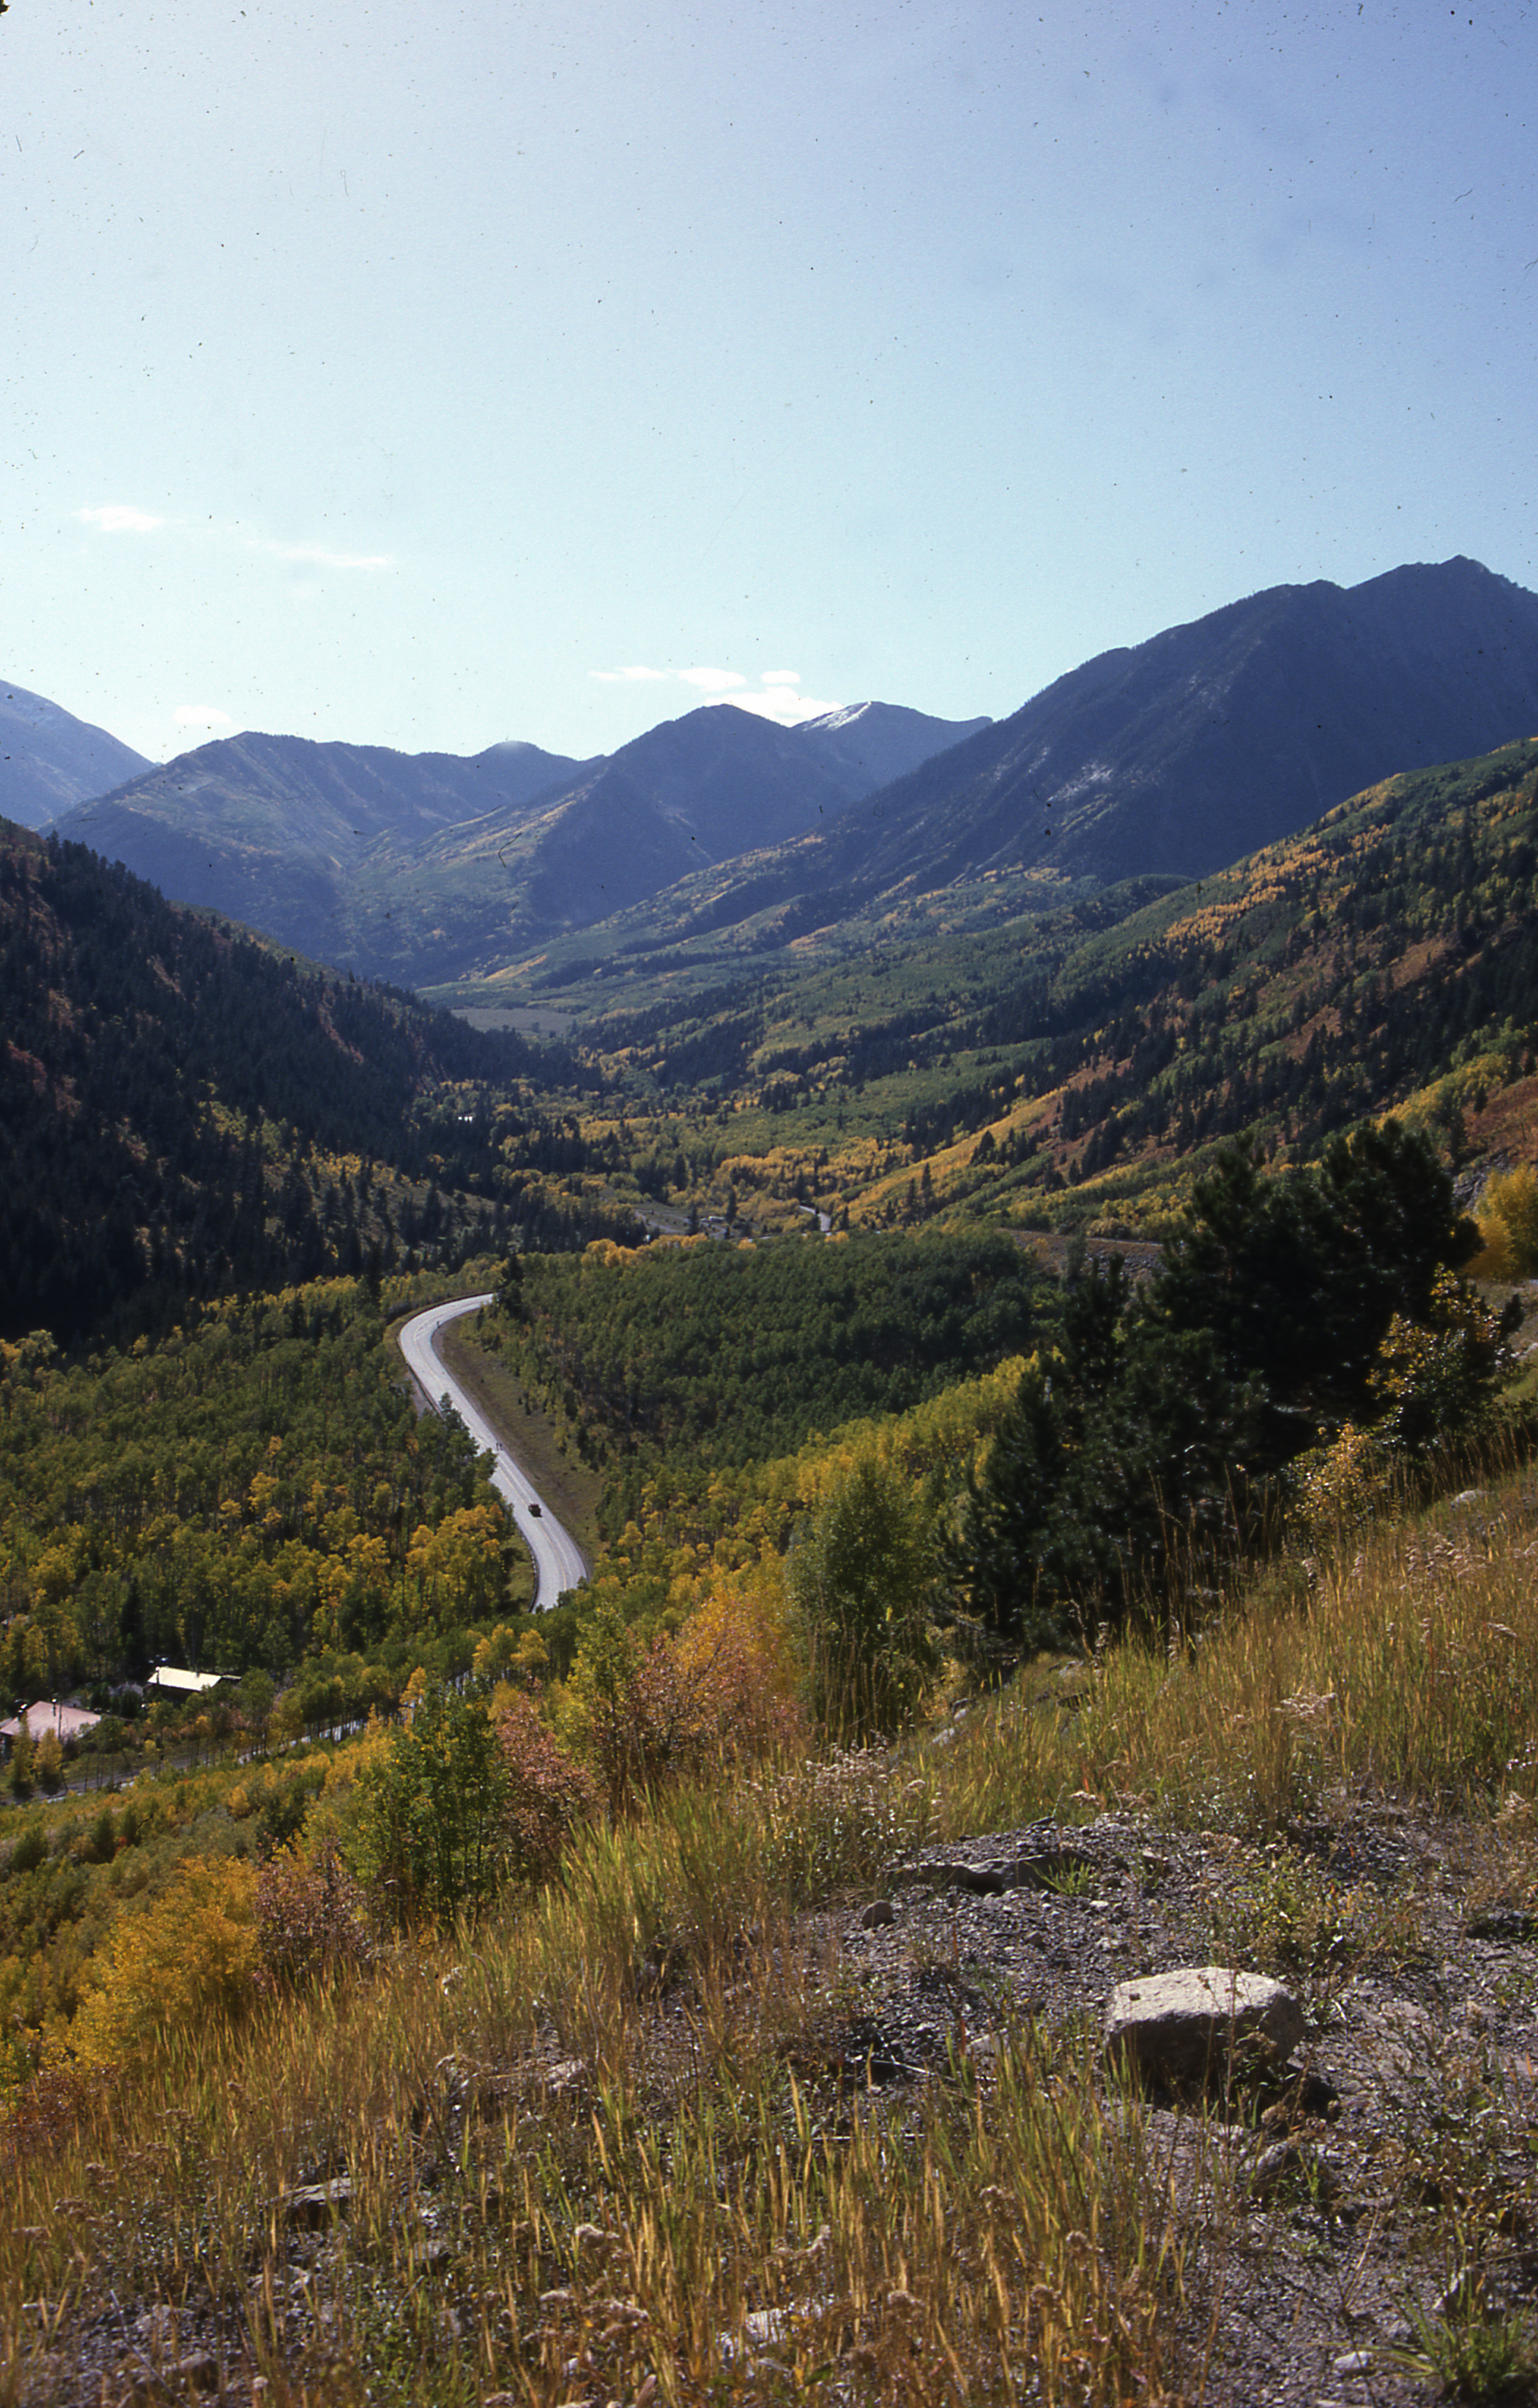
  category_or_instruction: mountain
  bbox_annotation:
[0,680,150,830]
[57,730,590,968]
[791,701,997,797]
[575,558,1538,968]
[0,815,582,1348]
[546,734,1538,1246]
[55,701,989,984]
[343,701,993,984]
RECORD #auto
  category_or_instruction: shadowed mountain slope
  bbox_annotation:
[0,816,565,1348]
[56,703,989,982]
[576,559,1538,968]
[0,681,151,831]
[58,730,590,967]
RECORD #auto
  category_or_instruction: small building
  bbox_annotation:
[0,1700,101,1759]
[147,1666,227,1699]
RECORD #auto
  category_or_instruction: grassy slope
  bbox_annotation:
[9,1462,1538,2399]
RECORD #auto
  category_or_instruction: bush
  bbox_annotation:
[69,1855,258,2070]
[254,1840,376,1992]
[1474,1166,1538,1278]
[787,1452,940,1739]
[348,1685,511,1926]
[6,1819,47,1878]
[495,1692,598,1883]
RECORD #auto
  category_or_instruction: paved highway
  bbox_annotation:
[396,1294,589,1611]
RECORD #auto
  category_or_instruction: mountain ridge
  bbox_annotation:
[0,680,151,831]
[579,558,1538,966]
[57,701,990,981]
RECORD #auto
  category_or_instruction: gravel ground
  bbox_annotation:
[811,1803,1538,2407]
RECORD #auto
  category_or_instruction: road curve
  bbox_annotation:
[396,1294,589,1612]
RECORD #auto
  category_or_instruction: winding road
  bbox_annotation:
[396,1294,589,1611]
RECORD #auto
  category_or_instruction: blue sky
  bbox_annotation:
[3,1,1535,763]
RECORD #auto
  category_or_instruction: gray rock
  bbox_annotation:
[947,1862,1008,1896]
[279,2177,352,2229]
[860,1899,897,1929]
[1248,2138,1306,2201]
[1105,1967,1305,2087]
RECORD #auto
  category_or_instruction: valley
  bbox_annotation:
[8,560,1538,2400]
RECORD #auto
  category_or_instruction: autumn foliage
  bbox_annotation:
[69,1855,258,2072]
[495,1691,600,1882]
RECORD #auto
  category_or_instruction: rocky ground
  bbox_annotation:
[816,1801,1538,2407]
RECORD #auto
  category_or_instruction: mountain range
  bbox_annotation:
[20,555,1538,998]
[53,701,988,983]
[535,556,1538,989]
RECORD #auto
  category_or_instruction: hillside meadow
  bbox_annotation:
[7,1455,1538,2401]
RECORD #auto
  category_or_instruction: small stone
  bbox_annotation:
[541,2058,588,2099]
[279,2178,352,2229]
[1332,2349,1372,2374]
[1105,1967,1305,2088]
[1248,2139,1305,2201]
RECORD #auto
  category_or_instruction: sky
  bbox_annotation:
[3,1,1536,765]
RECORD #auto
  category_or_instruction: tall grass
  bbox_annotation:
[1,1802,1191,2404]
[938,1462,1538,1837]
[9,1460,1538,2396]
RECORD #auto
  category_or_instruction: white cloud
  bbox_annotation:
[173,704,233,730]
[250,537,393,571]
[586,662,840,724]
[679,665,748,693]
[78,503,165,533]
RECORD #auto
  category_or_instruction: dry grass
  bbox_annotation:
[935,1462,1538,1842]
[11,1461,1538,2399]
[0,1799,1192,2404]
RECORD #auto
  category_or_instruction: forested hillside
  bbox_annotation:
[0,1278,517,1699]
[519,737,1538,1243]
[0,822,626,1346]
[501,1227,1046,1475]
